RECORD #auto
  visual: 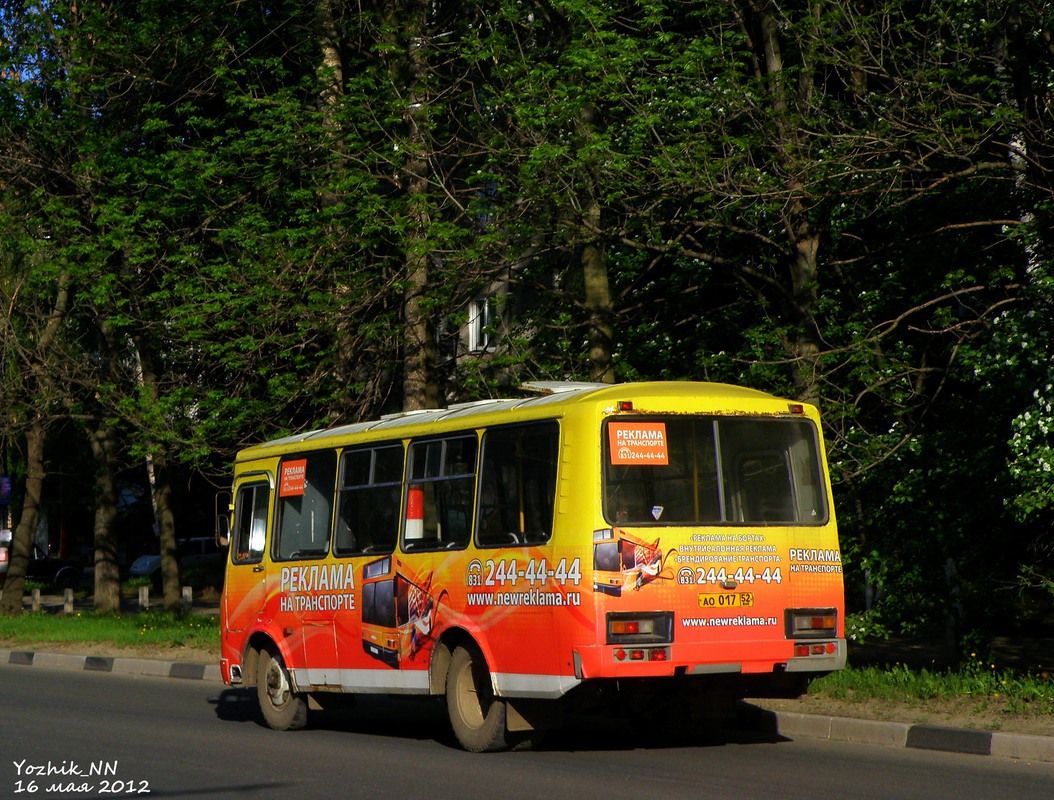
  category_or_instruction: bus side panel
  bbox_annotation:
[440,544,591,696]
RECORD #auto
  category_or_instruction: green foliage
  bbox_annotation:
[845,610,891,645]
[1,0,1054,641]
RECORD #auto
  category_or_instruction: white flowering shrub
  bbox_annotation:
[1008,387,1054,521]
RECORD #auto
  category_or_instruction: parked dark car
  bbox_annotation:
[129,537,224,587]
[0,541,82,590]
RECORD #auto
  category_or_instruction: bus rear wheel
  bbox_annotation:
[446,645,510,752]
[257,648,308,731]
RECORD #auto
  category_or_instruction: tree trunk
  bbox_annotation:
[398,0,440,411]
[788,228,822,402]
[583,226,615,383]
[0,264,68,616]
[131,339,182,610]
[152,452,181,611]
[577,97,615,384]
[755,0,823,401]
[89,422,121,613]
[403,254,438,410]
[315,0,343,124]
[0,420,46,616]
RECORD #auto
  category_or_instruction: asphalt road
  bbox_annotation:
[4,664,1054,800]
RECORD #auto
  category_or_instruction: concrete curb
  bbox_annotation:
[4,647,1052,763]
[1,648,223,683]
[743,705,1054,763]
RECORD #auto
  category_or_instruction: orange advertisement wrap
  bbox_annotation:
[222,548,590,694]
[580,525,844,678]
[222,528,843,686]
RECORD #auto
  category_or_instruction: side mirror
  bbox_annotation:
[214,491,232,548]
[215,515,231,548]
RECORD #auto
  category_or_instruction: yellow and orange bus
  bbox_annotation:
[217,381,845,750]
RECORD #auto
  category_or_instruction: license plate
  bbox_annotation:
[697,592,754,609]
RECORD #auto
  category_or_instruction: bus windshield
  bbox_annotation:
[603,416,827,526]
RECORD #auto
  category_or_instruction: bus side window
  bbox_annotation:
[335,445,402,556]
[405,435,477,551]
[275,451,337,560]
[232,483,270,564]
[476,421,558,547]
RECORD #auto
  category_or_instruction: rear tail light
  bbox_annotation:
[608,613,672,662]
[0,548,7,563]
[794,643,838,658]
[613,647,670,663]
[610,619,650,636]
[606,611,673,645]
[786,608,838,638]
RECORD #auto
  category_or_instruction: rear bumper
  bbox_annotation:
[573,638,845,680]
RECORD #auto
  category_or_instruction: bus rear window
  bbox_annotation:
[603,417,827,526]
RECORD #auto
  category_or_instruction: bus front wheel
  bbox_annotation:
[446,645,509,752]
[257,648,308,731]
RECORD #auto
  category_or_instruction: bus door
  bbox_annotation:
[272,452,342,686]
[224,477,271,650]
[333,444,405,671]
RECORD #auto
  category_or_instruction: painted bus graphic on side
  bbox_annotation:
[593,529,674,596]
[360,555,439,668]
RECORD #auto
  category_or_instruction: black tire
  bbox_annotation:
[54,567,80,591]
[257,648,308,731]
[445,645,510,752]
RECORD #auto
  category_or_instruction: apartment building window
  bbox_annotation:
[468,296,498,353]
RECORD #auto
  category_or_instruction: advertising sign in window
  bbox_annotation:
[279,459,308,497]
[608,422,669,465]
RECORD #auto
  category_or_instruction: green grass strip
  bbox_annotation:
[810,658,1054,715]
[0,610,219,652]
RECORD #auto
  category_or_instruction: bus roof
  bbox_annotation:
[237,380,802,459]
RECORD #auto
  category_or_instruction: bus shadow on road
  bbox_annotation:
[536,707,789,752]
[211,688,787,752]
[211,688,457,745]
[212,688,262,724]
